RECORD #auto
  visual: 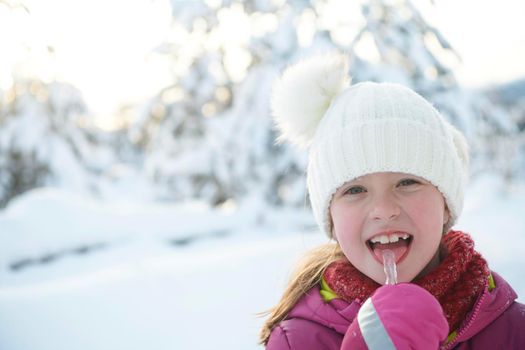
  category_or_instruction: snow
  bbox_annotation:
[0,173,524,350]
[1,2,524,348]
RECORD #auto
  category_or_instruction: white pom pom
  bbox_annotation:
[271,53,350,148]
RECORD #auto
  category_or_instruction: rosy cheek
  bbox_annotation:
[332,207,362,242]
[408,193,430,211]
[407,194,445,226]
[407,198,429,217]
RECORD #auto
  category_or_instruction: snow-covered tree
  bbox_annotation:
[0,0,120,207]
[133,1,324,208]
[478,79,525,181]
[346,0,523,181]
[0,80,113,207]
[134,0,524,211]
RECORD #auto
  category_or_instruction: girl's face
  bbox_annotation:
[330,172,449,284]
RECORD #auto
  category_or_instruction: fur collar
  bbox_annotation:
[323,230,490,331]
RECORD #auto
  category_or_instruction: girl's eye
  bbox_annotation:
[398,178,420,187]
[345,186,366,195]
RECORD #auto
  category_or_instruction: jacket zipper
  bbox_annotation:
[440,289,488,350]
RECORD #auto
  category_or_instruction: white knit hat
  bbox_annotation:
[271,54,469,237]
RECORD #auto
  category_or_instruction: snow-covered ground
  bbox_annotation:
[0,173,524,350]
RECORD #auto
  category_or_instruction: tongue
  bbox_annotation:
[373,241,408,263]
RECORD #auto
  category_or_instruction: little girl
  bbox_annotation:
[260,54,525,349]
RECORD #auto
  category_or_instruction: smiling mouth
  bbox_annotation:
[367,233,413,264]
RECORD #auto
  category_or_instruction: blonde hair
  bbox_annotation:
[258,242,345,345]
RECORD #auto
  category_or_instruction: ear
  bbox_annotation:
[328,216,338,241]
[444,205,450,223]
[329,224,336,241]
[443,204,450,227]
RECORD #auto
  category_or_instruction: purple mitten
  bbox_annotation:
[342,283,449,350]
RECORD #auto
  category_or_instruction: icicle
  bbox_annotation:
[382,249,398,285]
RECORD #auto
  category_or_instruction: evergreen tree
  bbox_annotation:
[135,1,322,208]
[136,0,523,211]
[347,0,522,181]
[0,80,113,207]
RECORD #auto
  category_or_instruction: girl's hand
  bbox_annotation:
[342,283,448,350]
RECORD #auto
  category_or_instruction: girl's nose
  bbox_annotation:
[369,193,401,221]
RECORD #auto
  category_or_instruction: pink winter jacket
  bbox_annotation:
[266,272,525,349]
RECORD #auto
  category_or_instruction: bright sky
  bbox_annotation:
[0,0,173,129]
[420,0,525,86]
[1,0,524,129]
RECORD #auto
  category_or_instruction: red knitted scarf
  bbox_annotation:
[323,230,490,331]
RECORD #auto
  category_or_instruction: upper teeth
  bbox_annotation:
[370,233,410,244]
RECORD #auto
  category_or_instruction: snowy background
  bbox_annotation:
[0,174,523,350]
[0,188,313,350]
[1,0,524,349]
